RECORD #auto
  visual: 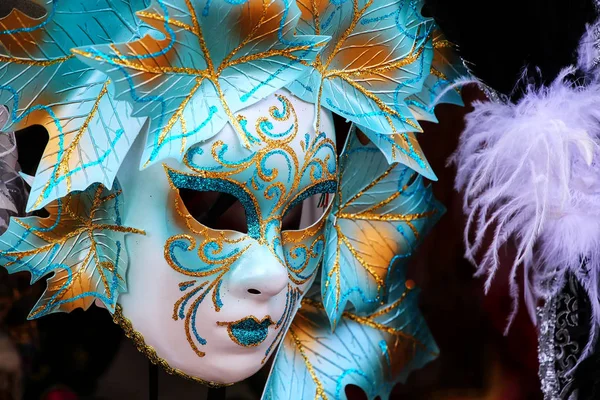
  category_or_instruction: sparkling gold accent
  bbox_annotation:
[173,282,207,320]
[336,224,385,288]
[285,293,438,397]
[288,327,327,400]
[112,305,232,388]
[339,163,396,208]
[369,285,414,318]
[136,11,196,33]
[429,67,448,81]
[164,193,251,357]
[302,298,437,356]
[71,48,207,76]
[336,210,437,223]
[324,229,343,320]
[142,77,205,168]
[299,0,430,163]
[0,8,74,65]
[0,54,74,66]
[32,80,111,209]
[183,93,337,244]
[261,285,302,363]
[324,144,440,317]
[432,38,453,49]
[5,186,145,318]
[179,280,196,289]
[164,231,250,357]
[76,0,326,154]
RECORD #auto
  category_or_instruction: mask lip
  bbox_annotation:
[216,315,275,348]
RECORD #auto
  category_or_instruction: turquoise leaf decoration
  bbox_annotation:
[74,0,328,168]
[0,182,145,318]
[0,0,149,212]
[262,275,438,400]
[365,31,466,164]
[405,31,466,124]
[287,0,439,178]
[322,126,444,328]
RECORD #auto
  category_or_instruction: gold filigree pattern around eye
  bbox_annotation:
[162,93,338,358]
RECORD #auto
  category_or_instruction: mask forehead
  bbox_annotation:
[167,91,337,241]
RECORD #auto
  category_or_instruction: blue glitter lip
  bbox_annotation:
[217,316,274,348]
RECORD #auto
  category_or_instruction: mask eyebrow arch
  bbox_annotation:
[282,179,338,218]
[164,167,261,240]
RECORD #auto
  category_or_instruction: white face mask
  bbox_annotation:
[116,90,337,384]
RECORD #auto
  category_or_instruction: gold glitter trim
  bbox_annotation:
[71,48,207,76]
[149,77,205,168]
[336,224,385,288]
[336,210,437,222]
[6,186,145,318]
[136,11,197,33]
[429,67,448,81]
[0,54,74,66]
[300,0,431,164]
[262,285,301,363]
[112,305,232,388]
[288,327,327,400]
[302,298,438,356]
[31,80,112,209]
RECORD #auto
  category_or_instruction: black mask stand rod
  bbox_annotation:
[148,362,227,400]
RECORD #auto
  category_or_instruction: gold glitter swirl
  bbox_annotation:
[164,93,336,358]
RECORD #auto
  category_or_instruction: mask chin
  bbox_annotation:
[114,90,337,385]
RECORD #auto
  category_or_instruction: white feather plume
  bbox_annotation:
[451,68,600,357]
[0,107,27,233]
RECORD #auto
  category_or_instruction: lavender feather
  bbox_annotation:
[451,67,600,359]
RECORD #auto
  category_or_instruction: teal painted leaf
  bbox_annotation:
[74,0,328,168]
[322,125,443,327]
[405,32,465,124]
[287,0,438,178]
[0,0,149,212]
[0,182,145,318]
[262,275,438,400]
[364,33,466,165]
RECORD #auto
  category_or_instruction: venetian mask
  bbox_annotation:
[0,0,465,397]
[117,90,337,384]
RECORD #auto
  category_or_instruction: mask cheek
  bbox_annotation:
[282,223,327,294]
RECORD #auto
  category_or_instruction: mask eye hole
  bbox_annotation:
[179,189,248,234]
[282,192,334,232]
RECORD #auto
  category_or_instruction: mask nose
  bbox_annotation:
[226,245,288,299]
